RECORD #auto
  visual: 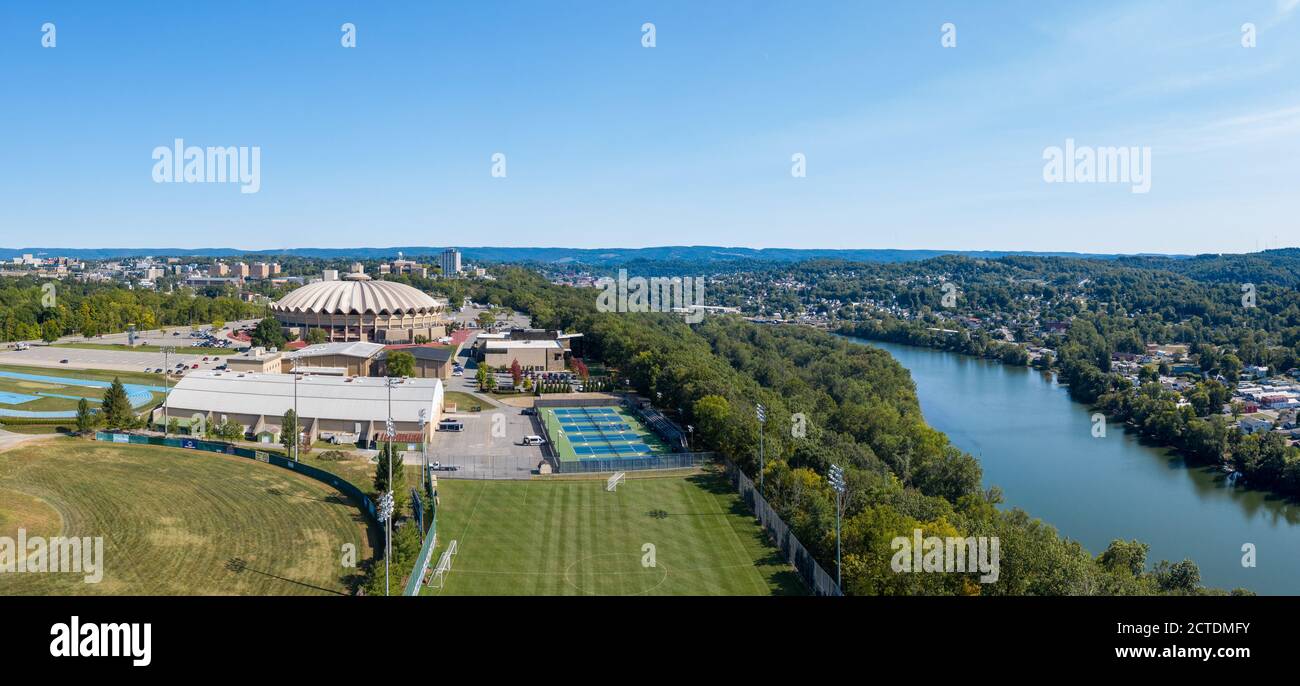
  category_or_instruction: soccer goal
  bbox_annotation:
[607,472,626,492]
[430,539,459,590]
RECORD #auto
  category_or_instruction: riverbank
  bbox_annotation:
[850,336,1298,595]
[838,323,1300,504]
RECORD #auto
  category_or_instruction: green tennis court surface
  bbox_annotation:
[422,470,803,595]
[542,406,670,462]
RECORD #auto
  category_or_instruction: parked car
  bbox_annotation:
[59,359,69,364]
[521,435,546,446]
[521,407,537,416]
[191,364,200,369]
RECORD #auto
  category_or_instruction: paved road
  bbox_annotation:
[0,428,55,453]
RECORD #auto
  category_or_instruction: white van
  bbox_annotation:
[438,419,465,432]
[521,435,546,446]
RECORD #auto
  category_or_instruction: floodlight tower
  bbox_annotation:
[292,373,303,461]
[161,346,175,437]
[384,376,400,595]
[828,463,847,589]
[418,408,428,493]
[756,403,767,490]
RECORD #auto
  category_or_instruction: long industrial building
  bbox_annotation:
[156,370,443,447]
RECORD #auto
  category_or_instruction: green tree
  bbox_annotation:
[387,351,416,378]
[41,319,61,343]
[100,378,134,429]
[373,441,407,506]
[305,328,328,345]
[250,317,286,349]
[74,397,96,434]
[281,409,298,455]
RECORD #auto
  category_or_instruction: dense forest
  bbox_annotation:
[462,268,1236,595]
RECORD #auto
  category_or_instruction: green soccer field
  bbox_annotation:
[0,439,375,595]
[421,469,805,596]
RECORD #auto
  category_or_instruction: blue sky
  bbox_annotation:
[1,1,1297,253]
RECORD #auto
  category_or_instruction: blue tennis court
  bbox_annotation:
[542,405,672,460]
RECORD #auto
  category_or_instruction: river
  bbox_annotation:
[855,338,1299,595]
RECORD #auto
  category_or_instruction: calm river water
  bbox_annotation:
[857,338,1299,595]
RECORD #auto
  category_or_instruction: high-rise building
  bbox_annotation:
[438,249,462,277]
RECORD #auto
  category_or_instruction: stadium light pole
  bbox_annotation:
[377,490,394,596]
[829,463,846,589]
[161,346,175,437]
[418,408,428,493]
[292,373,302,461]
[756,404,766,491]
[385,376,400,595]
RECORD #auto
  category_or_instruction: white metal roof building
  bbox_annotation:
[159,370,443,446]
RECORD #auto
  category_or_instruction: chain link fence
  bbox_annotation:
[723,459,843,596]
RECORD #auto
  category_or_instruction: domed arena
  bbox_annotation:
[271,270,448,343]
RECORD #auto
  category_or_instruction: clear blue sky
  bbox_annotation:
[1,1,1297,253]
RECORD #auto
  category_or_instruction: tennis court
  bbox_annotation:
[542,406,670,461]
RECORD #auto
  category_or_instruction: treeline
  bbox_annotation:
[840,316,1032,367]
[0,276,264,342]
[1054,317,1300,499]
[465,268,1234,595]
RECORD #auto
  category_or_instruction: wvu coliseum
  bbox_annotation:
[270,267,449,344]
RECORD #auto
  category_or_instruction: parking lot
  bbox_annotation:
[0,344,227,375]
[426,401,547,479]
[0,320,260,375]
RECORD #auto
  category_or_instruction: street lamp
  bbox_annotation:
[828,463,847,589]
[756,403,767,491]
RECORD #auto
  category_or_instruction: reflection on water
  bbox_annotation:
[856,338,1299,595]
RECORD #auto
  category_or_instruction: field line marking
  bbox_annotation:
[694,476,769,596]
[436,479,489,596]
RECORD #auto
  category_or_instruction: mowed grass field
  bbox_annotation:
[423,468,804,595]
[0,439,375,595]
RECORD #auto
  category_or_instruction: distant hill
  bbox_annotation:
[0,245,1185,264]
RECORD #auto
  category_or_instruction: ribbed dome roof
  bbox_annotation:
[272,279,438,315]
